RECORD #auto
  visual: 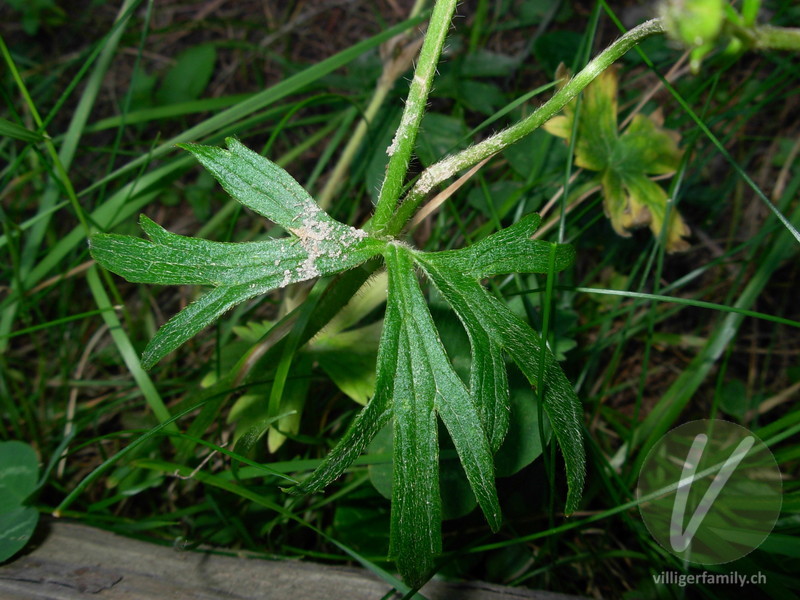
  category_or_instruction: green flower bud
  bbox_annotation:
[661,0,725,48]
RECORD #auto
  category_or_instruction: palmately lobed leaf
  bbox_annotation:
[91,135,587,588]
[543,65,691,252]
[90,221,383,369]
[386,245,502,585]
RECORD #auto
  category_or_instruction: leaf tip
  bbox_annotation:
[560,242,578,269]
[224,136,244,152]
[564,489,583,517]
[519,212,542,235]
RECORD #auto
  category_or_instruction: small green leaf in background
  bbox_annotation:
[434,50,514,116]
[311,270,388,406]
[494,382,551,477]
[718,378,759,422]
[266,358,312,453]
[544,65,691,252]
[416,112,469,167]
[503,128,566,180]
[457,80,507,116]
[460,49,520,78]
[5,0,64,35]
[533,31,583,77]
[332,494,391,557]
[225,275,386,453]
[0,441,40,562]
[129,64,158,111]
[502,0,567,29]
[156,44,217,105]
[226,359,313,458]
[315,343,378,406]
[466,180,525,217]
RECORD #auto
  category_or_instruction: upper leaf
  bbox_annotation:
[295,244,503,587]
[544,65,690,252]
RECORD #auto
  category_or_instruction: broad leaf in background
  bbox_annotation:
[218,275,387,455]
[156,44,217,106]
[91,139,585,587]
[544,65,690,252]
[0,441,40,562]
[224,319,380,453]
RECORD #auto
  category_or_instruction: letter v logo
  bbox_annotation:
[637,420,782,564]
[669,433,754,552]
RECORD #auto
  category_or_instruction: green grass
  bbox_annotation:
[2,1,799,598]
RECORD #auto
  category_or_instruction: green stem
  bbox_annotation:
[749,24,800,51]
[369,0,459,233]
[386,18,666,235]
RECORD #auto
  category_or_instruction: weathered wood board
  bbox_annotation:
[0,521,584,600]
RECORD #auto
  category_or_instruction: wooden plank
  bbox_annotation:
[0,521,584,600]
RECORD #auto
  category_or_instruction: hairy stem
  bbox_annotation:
[749,24,800,51]
[368,0,459,233]
[385,18,667,235]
